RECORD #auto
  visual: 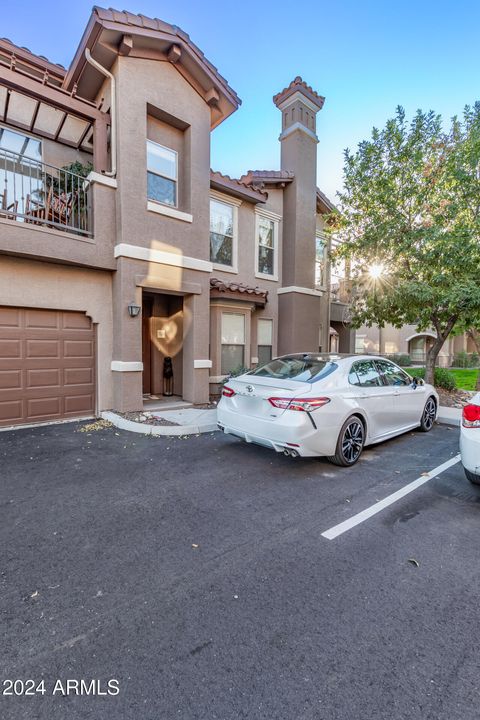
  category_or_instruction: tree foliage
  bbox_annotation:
[329,104,480,384]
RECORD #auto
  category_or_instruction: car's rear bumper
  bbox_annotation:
[460,426,480,475]
[217,406,338,457]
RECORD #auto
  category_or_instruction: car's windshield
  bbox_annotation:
[249,356,338,384]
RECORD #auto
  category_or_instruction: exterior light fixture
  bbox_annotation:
[127,302,141,318]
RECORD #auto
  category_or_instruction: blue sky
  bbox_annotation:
[4,0,479,202]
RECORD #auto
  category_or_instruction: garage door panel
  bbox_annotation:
[64,394,94,414]
[0,307,95,427]
[0,339,22,359]
[27,368,61,388]
[25,309,60,329]
[0,369,22,389]
[0,399,23,422]
[62,313,92,330]
[27,396,62,419]
[64,339,94,358]
[64,367,94,386]
[0,308,21,327]
[26,339,62,359]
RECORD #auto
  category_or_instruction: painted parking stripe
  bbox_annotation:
[322,454,461,540]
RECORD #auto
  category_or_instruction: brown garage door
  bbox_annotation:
[0,307,95,427]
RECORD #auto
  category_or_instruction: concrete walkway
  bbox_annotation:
[437,405,462,427]
[103,404,462,436]
[102,408,218,436]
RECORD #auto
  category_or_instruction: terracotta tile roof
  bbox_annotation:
[92,7,240,106]
[210,277,268,305]
[0,37,67,74]
[210,170,267,203]
[240,169,295,189]
[273,76,325,111]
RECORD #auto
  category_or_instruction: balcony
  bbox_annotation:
[0,148,91,237]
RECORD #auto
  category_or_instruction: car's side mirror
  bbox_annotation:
[411,377,425,389]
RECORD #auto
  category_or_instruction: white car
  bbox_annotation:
[217,353,438,466]
[460,393,480,484]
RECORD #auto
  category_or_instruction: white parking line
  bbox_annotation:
[321,454,461,540]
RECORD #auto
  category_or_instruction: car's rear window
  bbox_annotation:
[249,356,338,383]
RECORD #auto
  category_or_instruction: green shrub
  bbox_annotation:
[409,367,456,391]
[452,351,480,368]
[392,353,411,367]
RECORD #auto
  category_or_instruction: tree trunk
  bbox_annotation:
[425,338,444,385]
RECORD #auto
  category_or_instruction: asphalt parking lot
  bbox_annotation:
[1,421,479,720]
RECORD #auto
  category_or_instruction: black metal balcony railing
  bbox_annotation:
[0,148,91,236]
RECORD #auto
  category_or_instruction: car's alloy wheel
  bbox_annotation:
[328,416,365,467]
[420,397,436,432]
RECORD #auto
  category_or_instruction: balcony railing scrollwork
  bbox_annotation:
[0,148,91,236]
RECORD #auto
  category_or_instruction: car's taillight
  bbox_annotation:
[268,397,330,412]
[222,386,236,398]
[462,404,480,428]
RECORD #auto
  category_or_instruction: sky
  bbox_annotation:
[3,0,480,203]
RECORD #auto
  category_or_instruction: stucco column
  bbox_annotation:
[111,258,143,411]
[182,290,210,404]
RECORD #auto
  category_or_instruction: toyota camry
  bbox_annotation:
[217,354,438,466]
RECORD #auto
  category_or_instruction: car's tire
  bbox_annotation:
[419,396,437,432]
[328,416,365,467]
[464,467,480,485]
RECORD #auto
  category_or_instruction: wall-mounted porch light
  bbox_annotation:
[127,302,141,318]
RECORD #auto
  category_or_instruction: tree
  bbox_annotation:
[329,105,480,385]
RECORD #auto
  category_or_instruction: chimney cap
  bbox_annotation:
[273,76,325,111]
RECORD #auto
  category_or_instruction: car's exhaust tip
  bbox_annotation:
[283,448,291,456]
[283,447,299,458]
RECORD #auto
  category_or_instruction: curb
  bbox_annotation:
[436,409,461,428]
[101,411,218,437]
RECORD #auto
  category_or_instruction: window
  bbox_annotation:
[0,127,42,215]
[210,199,235,268]
[251,355,338,384]
[375,360,410,387]
[256,214,277,278]
[147,140,177,207]
[257,319,273,365]
[348,360,383,387]
[355,334,366,354]
[315,232,328,288]
[221,313,245,374]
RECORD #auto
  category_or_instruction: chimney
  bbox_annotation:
[273,77,325,354]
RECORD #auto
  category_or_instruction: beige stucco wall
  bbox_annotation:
[0,256,113,411]
[114,56,211,261]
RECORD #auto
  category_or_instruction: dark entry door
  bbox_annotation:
[142,295,153,394]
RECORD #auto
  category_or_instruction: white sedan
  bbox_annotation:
[217,354,438,466]
[460,392,480,484]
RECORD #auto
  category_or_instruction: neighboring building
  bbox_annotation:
[355,324,475,366]
[0,7,352,428]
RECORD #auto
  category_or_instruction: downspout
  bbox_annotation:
[85,48,116,177]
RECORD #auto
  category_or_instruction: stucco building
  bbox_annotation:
[0,7,353,428]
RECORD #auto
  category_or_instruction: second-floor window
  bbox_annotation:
[315,232,328,288]
[147,140,177,207]
[256,214,278,279]
[210,199,236,269]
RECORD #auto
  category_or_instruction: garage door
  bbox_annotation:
[0,307,95,427]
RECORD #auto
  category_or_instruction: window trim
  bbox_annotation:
[146,139,178,209]
[255,210,279,281]
[210,192,239,274]
[315,230,328,291]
